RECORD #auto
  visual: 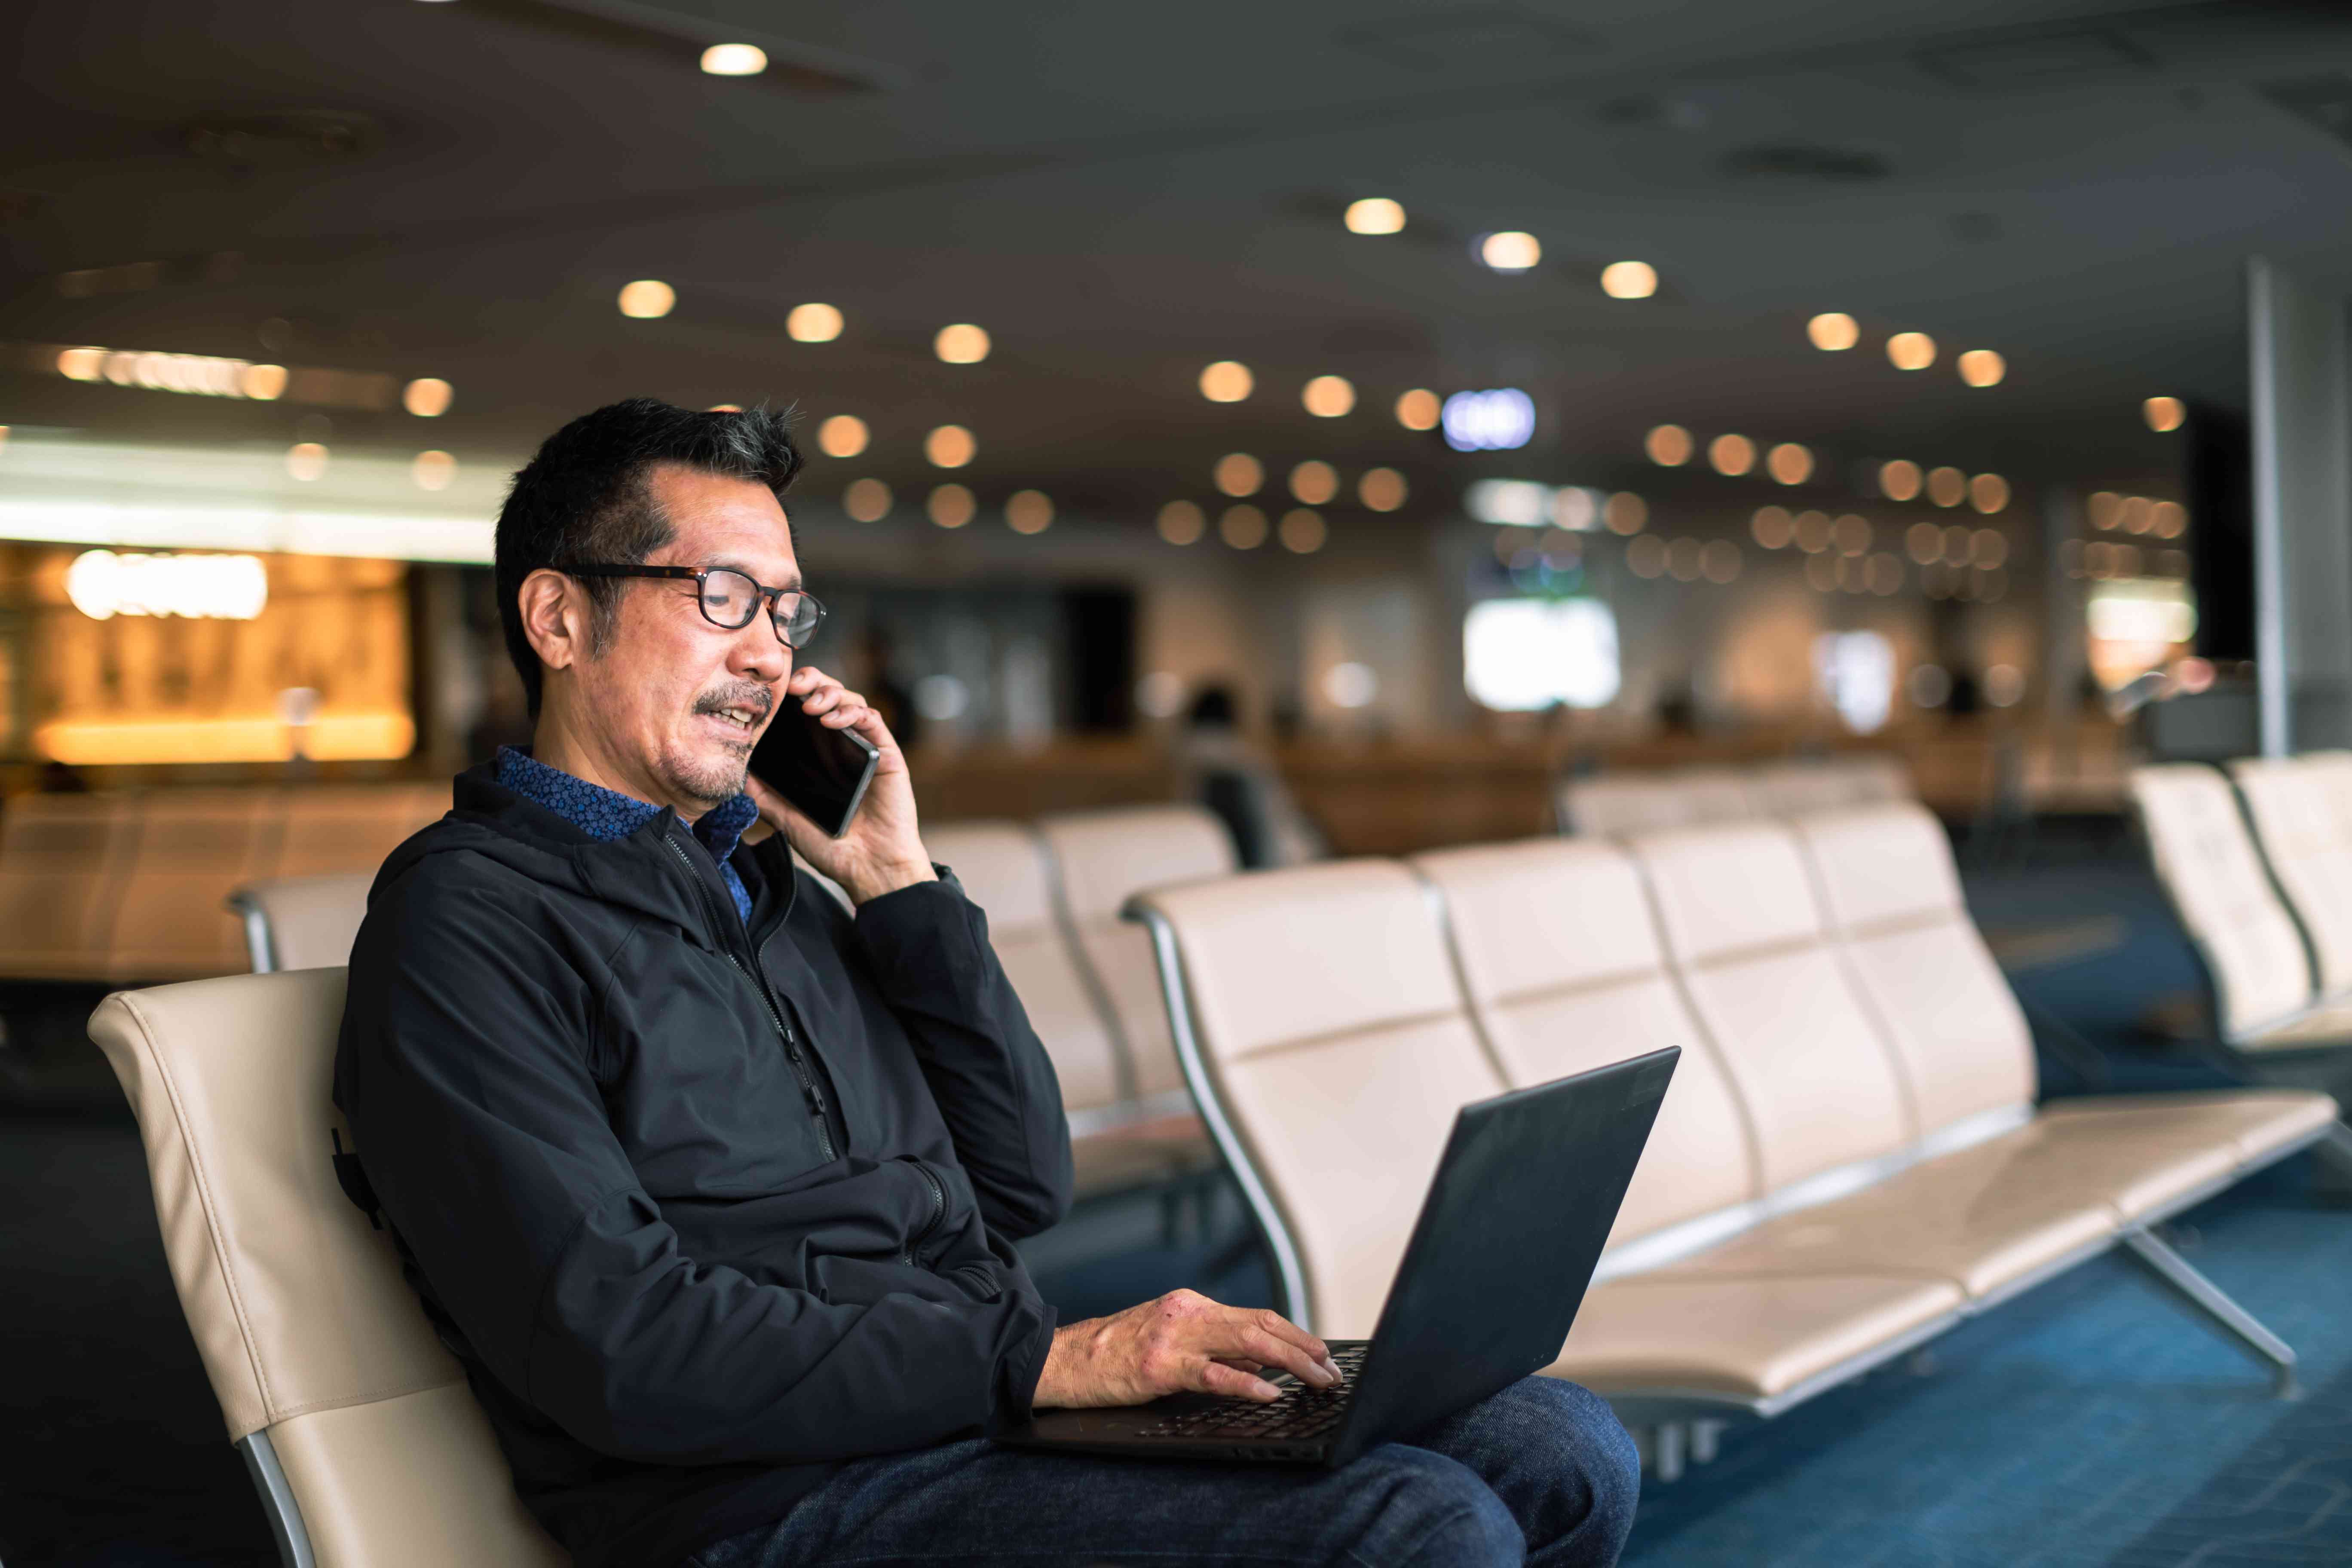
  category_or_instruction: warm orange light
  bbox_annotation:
[1199,361,1253,402]
[1956,349,2005,388]
[1005,490,1053,534]
[286,442,328,481]
[2089,491,2122,529]
[1878,459,1922,501]
[1479,231,1541,271]
[2144,396,2186,432]
[925,424,975,468]
[1701,540,1741,583]
[787,303,843,343]
[2153,500,2188,538]
[1926,466,1966,507]
[1303,375,1356,417]
[1157,500,1206,545]
[1603,492,1648,535]
[1344,198,1406,235]
[617,279,675,318]
[1213,453,1263,496]
[412,450,456,491]
[1969,473,2009,514]
[36,712,414,766]
[1289,460,1338,505]
[1751,506,1795,548]
[1795,510,1831,553]
[58,346,106,381]
[1906,522,1942,564]
[1972,529,2008,568]
[1886,331,1936,371]
[701,43,767,75]
[1645,424,1694,466]
[402,377,453,416]
[1807,312,1859,351]
[1395,389,1440,430]
[843,478,891,521]
[1708,433,1756,476]
[242,363,288,400]
[1600,260,1657,299]
[1219,504,1268,549]
[1358,467,1407,511]
[1626,536,1666,578]
[817,414,869,458]
[927,484,975,528]
[934,324,990,364]
[1833,514,1872,556]
[1765,442,1813,485]
[1279,508,1327,553]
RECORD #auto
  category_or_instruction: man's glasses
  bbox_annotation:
[563,564,826,649]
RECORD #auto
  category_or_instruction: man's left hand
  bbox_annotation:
[746,665,937,906]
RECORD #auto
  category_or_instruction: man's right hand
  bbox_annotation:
[1031,1289,1344,1408]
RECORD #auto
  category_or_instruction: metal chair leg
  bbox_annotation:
[1651,1421,1687,1482]
[2119,1227,2300,1399]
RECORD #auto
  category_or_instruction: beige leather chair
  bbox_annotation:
[1557,768,1754,839]
[1036,805,1237,1111]
[107,791,282,982]
[231,874,379,973]
[2131,763,2352,1048]
[89,970,567,1567]
[925,820,1185,1197]
[0,792,135,980]
[1125,860,1508,1332]
[2228,756,2352,998]
[1744,754,1911,818]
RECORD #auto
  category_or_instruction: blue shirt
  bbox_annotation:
[496,746,761,925]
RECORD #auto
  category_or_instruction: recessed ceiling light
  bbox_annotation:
[1807,312,1859,351]
[402,377,452,417]
[1344,198,1406,235]
[1886,331,1936,371]
[817,414,869,458]
[1956,349,2006,387]
[1603,492,1647,534]
[1645,424,1693,466]
[285,442,328,481]
[927,483,975,528]
[2144,395,2186,432]
[1358,467,1408,511]
[412,450,456,491]
[935,323,990,364]
[1214,453,1263,496]
[1969,473,2009,513]
[1289,460,1338,504]
[617,279,675,318]
[1708,433,1755,476]
[1199,361,1253,402]
[1280,508,1327,553]
[701,43,767,76]
[844,478,892,521]
[1926,466,1967,507]
[1005,490,1054,534]
[1219,505,1268,549]
[1157,500,1207,545]
[1395,388,1440,430]
[1477,231,1541,272]
[787,303,843,342]
[1599,260,1657,299]
[924,424,975,467]
[1303,375,1356,417]
[1766,442,1813,485]
[1879,459,1922,501]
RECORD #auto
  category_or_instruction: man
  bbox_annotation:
[337,398,1639,1568]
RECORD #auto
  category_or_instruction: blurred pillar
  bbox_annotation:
[2248,257,2352,754]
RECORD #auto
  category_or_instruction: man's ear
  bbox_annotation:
[518,567,589,676]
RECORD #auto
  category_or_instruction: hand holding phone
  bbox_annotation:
[750,698,882,839]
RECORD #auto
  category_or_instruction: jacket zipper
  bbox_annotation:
[902,1162,946,1266]
[664,831,836,1164]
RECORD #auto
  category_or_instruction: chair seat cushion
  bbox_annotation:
[2036,1089,2337,1182]
[2241,1004,2352,1050]
[1550,1273,1964,1401]
[1647,1130,2118,1298]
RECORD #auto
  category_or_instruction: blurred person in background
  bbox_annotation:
[1177,682,1328,869]
[334,401,1638,1568]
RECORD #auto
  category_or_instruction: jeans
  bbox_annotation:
[688,1376,1641,1568]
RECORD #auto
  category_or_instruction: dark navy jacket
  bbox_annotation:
[334,761,1072,1568]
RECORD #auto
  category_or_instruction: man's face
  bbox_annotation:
[572,462,799,814]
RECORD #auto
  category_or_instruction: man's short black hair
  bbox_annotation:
[493,398,802,715]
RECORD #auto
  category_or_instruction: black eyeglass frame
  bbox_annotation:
[562,564,827,648]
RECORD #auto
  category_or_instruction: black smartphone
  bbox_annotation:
[750,702,882,838]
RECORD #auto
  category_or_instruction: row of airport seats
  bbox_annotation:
[1557,753,1909,838]
[0,785,449,984]
[2132,753,2352,1080]
[1128,802,2339,1476]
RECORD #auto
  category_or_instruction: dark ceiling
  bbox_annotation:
[5,0,2352,522]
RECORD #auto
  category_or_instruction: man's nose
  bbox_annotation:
[728,618,790,682]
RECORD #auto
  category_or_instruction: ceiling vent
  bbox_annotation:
[1335,8,1598,70]
[1914,26,2154,88]
[2263,75,2352,149]
[1720,143,1893,183]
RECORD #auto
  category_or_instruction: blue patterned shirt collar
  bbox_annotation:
[495,746,761,919]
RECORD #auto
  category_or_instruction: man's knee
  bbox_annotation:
[1344,1446,1522,1568]
[1429,1378,1642,1558]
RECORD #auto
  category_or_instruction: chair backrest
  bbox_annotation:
[1790,803,2036,1140]
[1744,762,1851,818]
[1629,821,1914,1196]
[232,873,379,973]
[1836,752,1912,803]
[273,785,447,881]
[1410,839,1759,1251]
[1038,805,1238,1103]
[2129,763,2314,1038]
[1559,768,1754,838]
[0,792,135,980]
[925,821,1127,1116]
[88,971,565,1567]
[1131,861,1505,1334]
[106,790,279,981]
[2227,756,2352,997]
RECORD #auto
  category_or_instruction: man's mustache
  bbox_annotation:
[692,686,775,721]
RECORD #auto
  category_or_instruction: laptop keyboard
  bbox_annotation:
[1136,1344,1369,1442]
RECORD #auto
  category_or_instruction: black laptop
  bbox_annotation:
[999,1046,1677,1466]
